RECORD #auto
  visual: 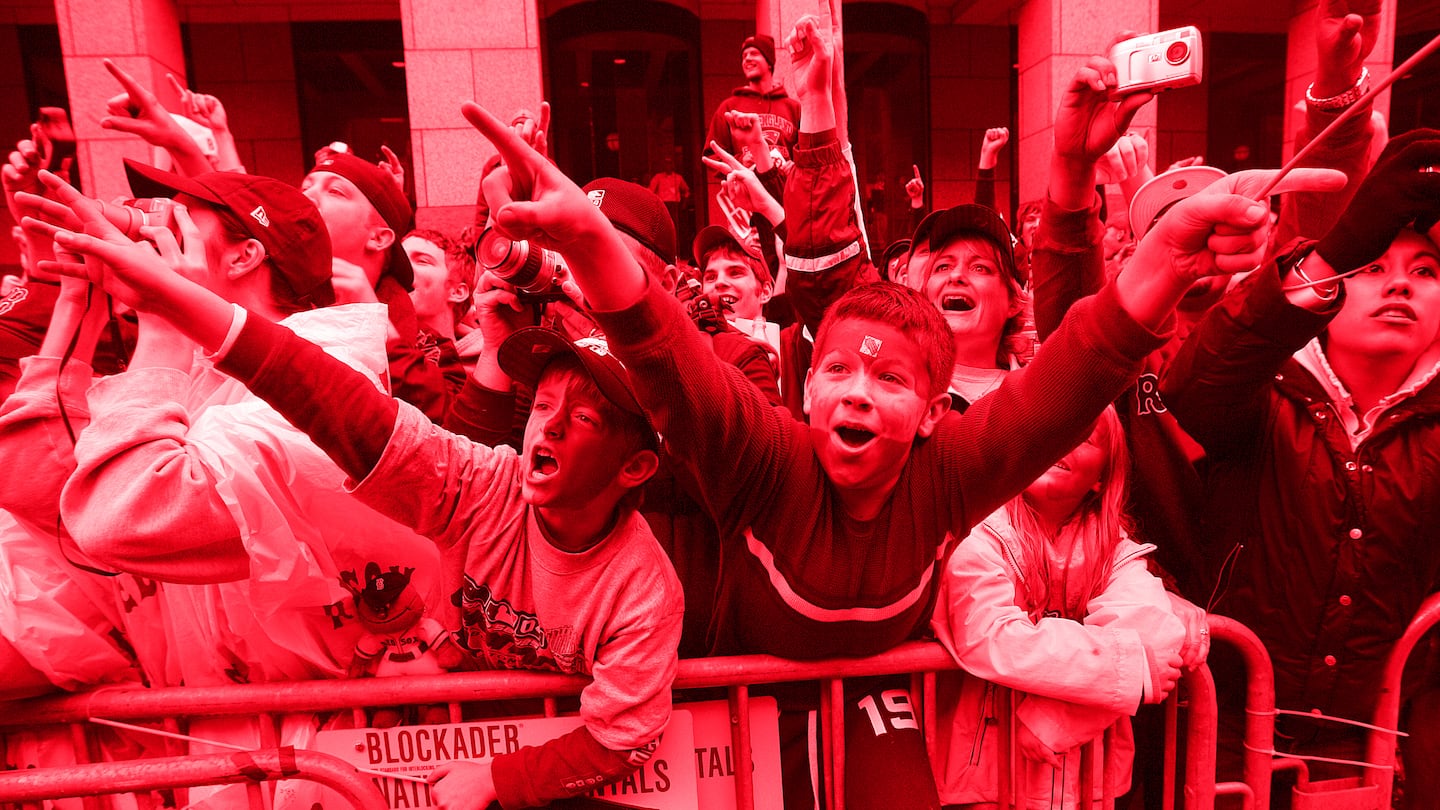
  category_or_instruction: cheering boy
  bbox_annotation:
[24,169,684,810]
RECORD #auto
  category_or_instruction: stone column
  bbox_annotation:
[1,23,34,270]
[1016,0,1159,204]
[402,0,545,234]
[54,0,186,200]
[1282,0,1396,161]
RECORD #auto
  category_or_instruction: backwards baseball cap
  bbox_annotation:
[909,203,1022,287]
[880,238,913,281]
[309,152,416,290]
[1128,165,1227,240]
[692,225,771,287]
[582,178,676,265]
[124,159,336,308]
[498,328,649,422]
[742,35,777,69]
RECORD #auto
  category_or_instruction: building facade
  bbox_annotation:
[1,0,1437,270]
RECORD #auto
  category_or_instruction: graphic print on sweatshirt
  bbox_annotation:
[453,576,585,674]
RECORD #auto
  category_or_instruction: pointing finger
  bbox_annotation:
[460,102,536,175]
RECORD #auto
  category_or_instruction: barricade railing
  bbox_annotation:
[0,640,1229,810]
[1198,591,1440,810]
[0,749,386,810]
[8,599,1435,810]
[0,639,961,807]
[1364,591,1440,807]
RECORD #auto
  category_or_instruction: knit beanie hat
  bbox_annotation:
[742,35,776,69]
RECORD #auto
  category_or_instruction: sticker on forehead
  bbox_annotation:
[860,335,883,357]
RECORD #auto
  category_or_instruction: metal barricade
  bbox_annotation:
[9,597,1437,809]
[1196,591,1440,810]
[1363,591,1440,808]
[0,749,386,810]
[0,638,1253,810]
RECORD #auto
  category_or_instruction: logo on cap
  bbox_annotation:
[587,189,606,209]
[250,206,270,228]
[574,336,611,357]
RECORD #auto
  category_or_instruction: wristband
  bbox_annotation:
[203,303,248,362]
[1280,245,1343,305]
[1306,67,1370,113]
[1290,255,1339,302]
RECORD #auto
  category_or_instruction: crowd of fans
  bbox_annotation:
[1,0,1438,808]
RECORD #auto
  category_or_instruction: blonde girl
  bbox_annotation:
[930,407,1185,809]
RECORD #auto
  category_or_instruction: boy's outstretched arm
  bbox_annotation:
[1111,165,1342,330]
[1032,55,1153,340]
[777,12,875,344]
[465,102,793,527]
[462,103,644,313]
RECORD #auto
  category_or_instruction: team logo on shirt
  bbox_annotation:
[0,285,27,315]
[452,577,585,674]
[1135,372,1168,415]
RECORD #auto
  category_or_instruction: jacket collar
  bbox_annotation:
[1292,337,1440,445]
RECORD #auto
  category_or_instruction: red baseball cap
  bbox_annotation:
[309,152,416,290]
[124,160,336,308]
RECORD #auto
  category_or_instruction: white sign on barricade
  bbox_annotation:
[314,711,696,809]
[679,698,784,810]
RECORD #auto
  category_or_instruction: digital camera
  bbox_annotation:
[476,228,570,302]
[100,198,179,240]
[1109,26,1203,97]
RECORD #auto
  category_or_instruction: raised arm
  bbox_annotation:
[974,126,1008,211]
[465,103,797,526]
[1032,56,1154,339]
[775,13,876,336]
[99,61,212,178]
[1275,0,1384,247]
[937,161,1350,531]
[1163,132,1440,454]
[21,172,512,558]
[167,75,245,173]
[0,189,127,528]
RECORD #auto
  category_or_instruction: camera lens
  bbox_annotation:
[478,230,538,286]
[477,228,555,292]
[1166,41,1188,65]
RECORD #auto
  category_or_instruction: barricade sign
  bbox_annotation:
[679,698,783,810]
[314,711,696,809]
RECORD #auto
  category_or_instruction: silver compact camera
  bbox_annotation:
[1109,26,1203,97]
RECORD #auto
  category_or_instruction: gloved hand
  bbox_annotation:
[1316,128,1440,272]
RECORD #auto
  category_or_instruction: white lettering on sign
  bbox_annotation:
[681,698,784,810]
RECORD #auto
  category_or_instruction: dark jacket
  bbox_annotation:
[1162,254,1440,726]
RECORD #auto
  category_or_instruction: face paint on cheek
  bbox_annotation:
[860,335,883,357]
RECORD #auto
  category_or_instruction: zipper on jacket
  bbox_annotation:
[1205,540,1244,614]
[970,681,995,765]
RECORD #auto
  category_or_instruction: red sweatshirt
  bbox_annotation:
[594,277,1166,658]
